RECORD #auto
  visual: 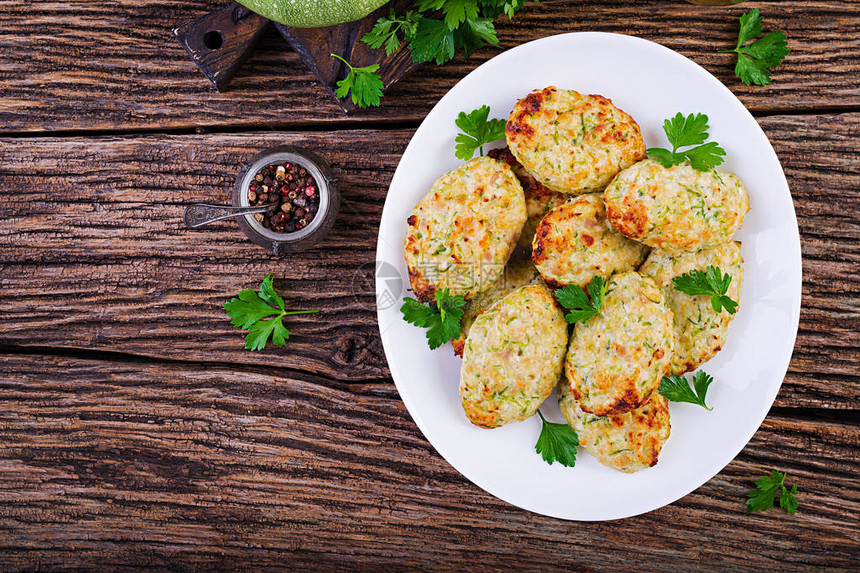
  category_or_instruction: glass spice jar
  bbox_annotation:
[232,146,339,255]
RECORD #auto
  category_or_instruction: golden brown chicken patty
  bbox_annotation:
[564,272,674,416]
[558,379,671,473]
[639,241,744,374]
[506,87,646,194]
[531,193,649,289]
[604,159,750,252]
[451,259,543,357]
[460,284,568,428]
[404,156,527,302]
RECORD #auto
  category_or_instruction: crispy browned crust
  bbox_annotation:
[505,87,549,145]
[530,219,551,263]
[531,201,591,267]
[631,395,671,468]
[639,395,671,467]
[571,330,670,416]
[530,193,648,290]
[506,89,546,143]
[466,406,501,429]
[487,146,517,166]
[407,265,436,303]
[506,87,646,194]
[579,345,669,416]
[585,386,651,417]
[675,343,721,375]
[606,197,649,240]
[404,213,436,302]
[582,346,668,416]
[452,337,465,357]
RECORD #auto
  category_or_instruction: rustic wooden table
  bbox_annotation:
[1,0,857,570]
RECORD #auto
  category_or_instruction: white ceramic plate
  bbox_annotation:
[375,32,801,521]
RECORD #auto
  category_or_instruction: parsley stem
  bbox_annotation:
[537,410,547,423]
[282,310,320,316]
[329,53,352,72]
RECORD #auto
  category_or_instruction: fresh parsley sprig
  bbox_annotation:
[331,53,385,108]
[747,470,799,514]
[535,410,579,467]
[659,371,714,410]
[720,9,790,86]
[400,288,467,350]
[361,9,421,56]
[224,274,319,351]
[672,266,738,315]
[554,276,607,324]
[454,105,507,161]
[647,112,726,171]
[344,0,535,108]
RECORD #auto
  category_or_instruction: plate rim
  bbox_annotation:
[375,31,802,521]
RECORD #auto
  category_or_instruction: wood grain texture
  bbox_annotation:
[0,0,858,132]
[0,115,858,408]
[0,354,856,570]
[172,3,270,91]
[275,0,422,112]
[1,1,858,564]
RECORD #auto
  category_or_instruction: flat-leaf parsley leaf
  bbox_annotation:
[747,470,799,514]
[553,276,606,324]
[408,17,456,65]
[400,288,467,350]
[535,410,579,467]
[224,274,319,351]
[659,371,714,410]
[720,9,790,86]
[672,265,738,315]
[361,9,421,56]
[349,0,534,108]
[647,112,726,171]
[454,105,507,161]
[331,53,385,108]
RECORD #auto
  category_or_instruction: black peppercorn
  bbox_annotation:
[248,160,321,234]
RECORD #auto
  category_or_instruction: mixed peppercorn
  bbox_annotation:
[248,161,320,233]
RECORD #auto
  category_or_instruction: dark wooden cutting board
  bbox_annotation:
[173,0,421,112]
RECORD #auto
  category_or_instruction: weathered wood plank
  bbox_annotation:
[0,0,858,132]
[0,355,856,570]
[0,115,858,408]
[0,129,407,383]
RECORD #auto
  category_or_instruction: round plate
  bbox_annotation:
[375,32,801,521]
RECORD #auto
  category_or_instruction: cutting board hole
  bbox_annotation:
[203,31,224,50]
